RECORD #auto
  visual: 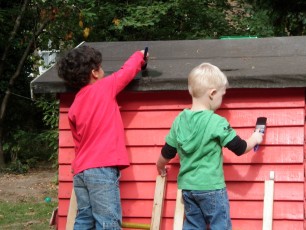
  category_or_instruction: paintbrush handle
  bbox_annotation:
[253,128,265,152]
[141,47,149,70]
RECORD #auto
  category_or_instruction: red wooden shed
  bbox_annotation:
[31,36,306,230]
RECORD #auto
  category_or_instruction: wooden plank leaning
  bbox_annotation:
[173,189,185,230]
[262,171,275,230]
[66,188,77,230]
[150,175,167,230]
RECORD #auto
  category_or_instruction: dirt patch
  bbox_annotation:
[0,166,58,203]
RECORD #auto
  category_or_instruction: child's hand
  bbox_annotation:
[156,157,167,177]
[140,50,149,58]
[157,165,167,177]
[252,129,264,144]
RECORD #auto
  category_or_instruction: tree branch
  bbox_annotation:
[0,18,51,124]
[0,0,29,79]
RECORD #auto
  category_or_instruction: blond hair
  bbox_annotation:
[188,63,228,98]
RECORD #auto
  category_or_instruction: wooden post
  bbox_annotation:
[173,189,185,230]
[66,188,78,230]
[262,171,275,230]
[150,175,167,230]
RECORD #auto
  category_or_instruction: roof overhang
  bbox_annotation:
[30,36,306,96]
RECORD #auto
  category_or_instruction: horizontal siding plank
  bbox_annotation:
[58,145,304,165]
[223,88,305,109]
[223,164,304,182]
[117,89,305,110]
[223,146,304,164]
[121,164,304,182]
[58,147,75,165]
[231,220,303,230]
[58,113,69,130]
[58,198,70,216]
[121,182,304,201]
[57,215,303,230]
[227,182,304,201]
[60,89,305,111]
[58,164,304,182]
[121,218,304,230]
[58,182,73,198]
[230,200,304,220]
[57,217,67,230]
[124,127,304,146]
[129,145,304,164]
[59,108,304,130]
[58,181,303,201]
[59,126,305,147]
[59,164,73,181]
[121,200,304,219]
[59,93,75,112]
[121,108,305,128]
[58,199,304,220]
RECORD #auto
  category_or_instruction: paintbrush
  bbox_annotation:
[254,117,267,152]
[141,46,149,70]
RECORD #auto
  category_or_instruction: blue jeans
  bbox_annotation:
[73,167,121,230]
[182,188,232,230]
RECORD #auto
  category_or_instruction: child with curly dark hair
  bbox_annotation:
[57,45,148,230]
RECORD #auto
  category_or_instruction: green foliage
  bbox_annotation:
[34,97,59,168]
[1,94,59,173]
[88,0,234,40]
[227,1,274,37]
[241,0,306,36]
[35,97,59,130]
[2,129,55,173]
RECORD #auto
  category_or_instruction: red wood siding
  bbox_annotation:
[57,88,305,230]
[304,98,306,230]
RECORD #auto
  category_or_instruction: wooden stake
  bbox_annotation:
[66,188,77,230]
[173,189,185,230]
[262,171,275,230]
[150,175,167,230]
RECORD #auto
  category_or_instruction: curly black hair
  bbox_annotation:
[57,46,102,89]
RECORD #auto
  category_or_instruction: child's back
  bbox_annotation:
[156,63,263,230]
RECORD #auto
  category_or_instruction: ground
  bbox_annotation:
[0,166,58,203]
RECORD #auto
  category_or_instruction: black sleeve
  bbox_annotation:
[161,143,177,159]
[225,136,247,156]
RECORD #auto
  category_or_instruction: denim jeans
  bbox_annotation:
[182,188,232,230]
[73,167,121,230]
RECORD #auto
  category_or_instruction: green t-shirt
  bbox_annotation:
[166,109,236,190]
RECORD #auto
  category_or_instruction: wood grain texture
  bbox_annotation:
[59,107,305,129]
[58,164,304,182]
[58,145,304,165]
[57,216,303,230]
[58,181,304,202]
[59,126,304,147]
[53,199,304,220]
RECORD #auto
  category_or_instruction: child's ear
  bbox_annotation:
[91,69,99,80]
[209,88,217,100]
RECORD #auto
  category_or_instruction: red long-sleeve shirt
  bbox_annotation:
[68,51,144,175]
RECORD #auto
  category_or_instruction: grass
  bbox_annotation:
[0,199,58,230]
